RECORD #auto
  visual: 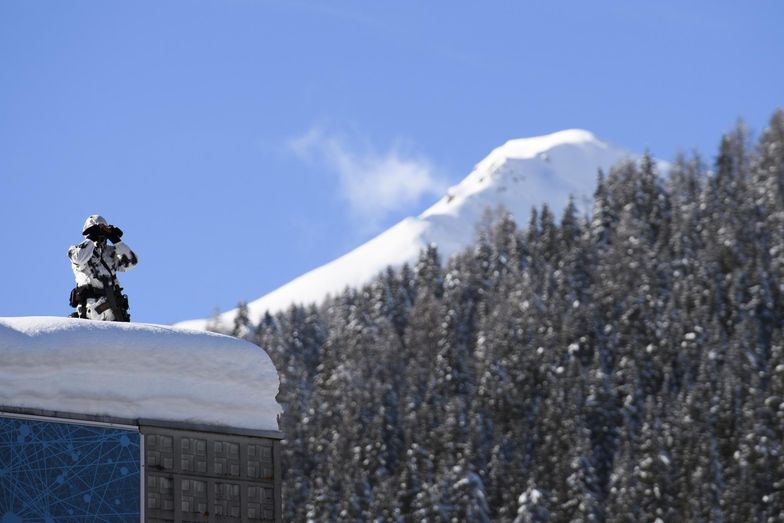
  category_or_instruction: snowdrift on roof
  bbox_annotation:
[0,317,281,431]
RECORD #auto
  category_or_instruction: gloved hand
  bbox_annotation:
[106,225,123,244]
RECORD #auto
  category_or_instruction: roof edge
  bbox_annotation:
[0,405,284,440]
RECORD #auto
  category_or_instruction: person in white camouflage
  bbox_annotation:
[68,214,138,321]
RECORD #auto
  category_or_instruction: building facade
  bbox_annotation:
[0,408,282,523]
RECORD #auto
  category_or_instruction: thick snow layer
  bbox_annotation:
[177,129,635,330]
[0,317,281,431]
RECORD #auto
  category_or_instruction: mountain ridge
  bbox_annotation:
[175,129,634,330]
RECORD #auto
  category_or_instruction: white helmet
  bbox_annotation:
[82,214,108,235]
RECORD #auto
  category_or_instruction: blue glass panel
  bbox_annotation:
[0,416,140,522]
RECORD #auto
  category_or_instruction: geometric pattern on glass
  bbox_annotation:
[0,416,140,522]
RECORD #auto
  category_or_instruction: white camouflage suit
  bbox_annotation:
[68,215,138,321]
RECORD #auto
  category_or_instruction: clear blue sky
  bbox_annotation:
[1,1,782,324]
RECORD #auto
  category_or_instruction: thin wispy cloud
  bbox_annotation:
[289,126,446,228]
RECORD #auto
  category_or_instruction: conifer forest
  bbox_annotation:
[217,110,784,522]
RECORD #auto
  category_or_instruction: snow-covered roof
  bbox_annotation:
[0,317,281,432]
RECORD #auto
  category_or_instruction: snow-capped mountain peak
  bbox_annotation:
[175,129,633,330]
[421,128,626,237]
[481,129,601,164]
